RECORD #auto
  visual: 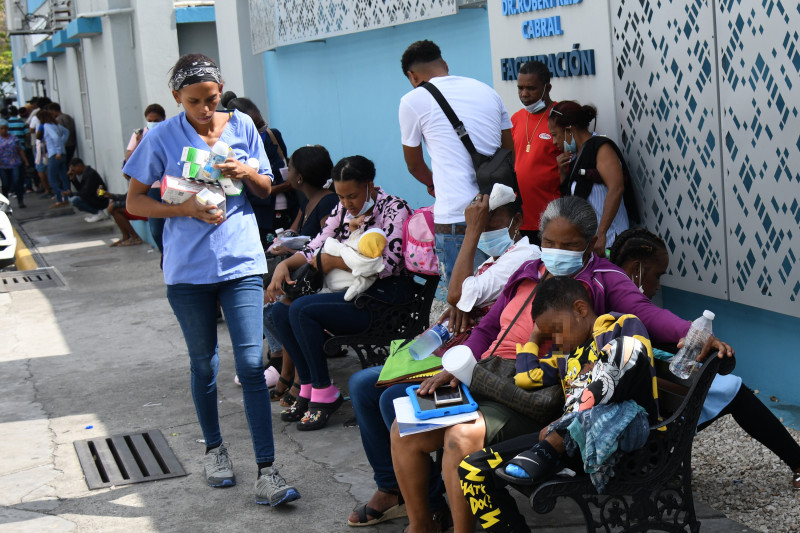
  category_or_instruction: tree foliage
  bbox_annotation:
[0,2,11,83]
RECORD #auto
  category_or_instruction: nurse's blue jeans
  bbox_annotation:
[166,275,275,463]
[349,367,446,509]
[48,156,69,203]
[271,276,412,388]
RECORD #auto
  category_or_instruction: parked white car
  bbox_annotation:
[0,193,16,269]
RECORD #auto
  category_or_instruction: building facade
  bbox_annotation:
[6,0,265,193]
[8,0,800,420]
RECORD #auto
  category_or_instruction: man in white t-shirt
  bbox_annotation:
[398,40,513,285]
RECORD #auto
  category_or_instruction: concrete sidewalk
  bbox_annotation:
[0,194,755,532]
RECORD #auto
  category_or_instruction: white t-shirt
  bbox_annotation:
[399,76,512,224]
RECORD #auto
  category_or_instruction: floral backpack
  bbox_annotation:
[402,206,439,275]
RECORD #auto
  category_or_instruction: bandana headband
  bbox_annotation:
[169,62,222,91]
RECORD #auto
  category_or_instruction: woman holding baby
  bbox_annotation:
[267,155,413,430]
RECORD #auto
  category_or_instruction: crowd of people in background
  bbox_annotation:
[9,40,798,531]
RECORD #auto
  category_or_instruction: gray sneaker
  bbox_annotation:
[254,466,300,506]
[204,444,235,487]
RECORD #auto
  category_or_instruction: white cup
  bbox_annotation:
[442,345,477,387]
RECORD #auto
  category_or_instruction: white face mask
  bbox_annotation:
[524,98,546,114]
[146,121,161,130]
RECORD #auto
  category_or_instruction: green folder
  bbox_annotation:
[376,339,443,386]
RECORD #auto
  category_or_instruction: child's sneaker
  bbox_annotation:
[204,444,235,487]
[254,466,300,506]
[495,440,561,485]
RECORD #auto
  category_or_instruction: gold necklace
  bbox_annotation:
[525,105,551,153]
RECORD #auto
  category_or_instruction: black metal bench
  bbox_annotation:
[323,273,440,368]
[510,353,735,533]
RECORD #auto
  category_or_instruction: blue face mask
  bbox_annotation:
[563,128,576,153]
[477,226,514,258]
[541,246,586,276]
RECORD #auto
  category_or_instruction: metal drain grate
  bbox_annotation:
[74,430,186,490]
[0,267,65,292]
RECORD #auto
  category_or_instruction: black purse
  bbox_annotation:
[419,81,517,195]
[281,252,324,300]
[280,208,346,300]
[468,278,565,425]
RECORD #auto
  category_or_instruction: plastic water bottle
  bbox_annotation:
[205,141,230,180]
[409,322,451,360]
[669,310,715,379]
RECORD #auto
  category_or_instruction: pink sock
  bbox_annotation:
[299,383,312,399]
[311,384,340,404]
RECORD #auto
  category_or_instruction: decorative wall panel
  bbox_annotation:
[610,0,729,299]
[717,0,800,317]
[249,0,278,55]
[250,0,457,53]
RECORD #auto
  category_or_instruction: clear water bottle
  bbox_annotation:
[669,310,715,379]
[205,141,230,180]
[409,322,451,360]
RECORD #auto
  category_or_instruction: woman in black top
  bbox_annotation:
[265,145,336,405]
[269,145,338,248]
[548,101,639,255]
[224,94,298,247]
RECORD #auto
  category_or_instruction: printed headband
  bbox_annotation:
[169,61,222,91]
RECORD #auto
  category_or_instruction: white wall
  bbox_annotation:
[70,0,141,190]
[214,0,268,119]
[177,23,219,65]
[48,50,85,157]
[131,0,181,120]
[488,0,618,141]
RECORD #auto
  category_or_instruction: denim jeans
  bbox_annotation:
[69,195,99,214]
[0,166,23,202]
[434,224,489,288]
[271,276,412,388]
[166,275,275,463]
[349,367,446,509]
[262,302,283,354]
[48,156,69,202]
[146,187,165,252]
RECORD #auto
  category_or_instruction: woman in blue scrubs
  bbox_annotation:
[124,54,300,507]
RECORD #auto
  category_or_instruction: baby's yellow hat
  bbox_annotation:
[358,228,387,258]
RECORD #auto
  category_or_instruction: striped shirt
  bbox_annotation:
[7,117,28,149]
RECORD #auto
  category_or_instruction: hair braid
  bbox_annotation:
[608,228,667,267]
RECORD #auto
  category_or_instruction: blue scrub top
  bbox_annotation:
[123,110,271,285]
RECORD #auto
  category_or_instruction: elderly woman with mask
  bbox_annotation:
[392,196,733,533]
[345,184,540,529]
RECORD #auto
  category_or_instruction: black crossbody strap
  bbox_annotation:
[419,81,478,155]
[485,275,544,360]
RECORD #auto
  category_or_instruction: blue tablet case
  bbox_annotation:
[406,384,479,420]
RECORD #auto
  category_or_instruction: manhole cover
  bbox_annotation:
[0,267,65,292]
[74,429,186,490]
[71,258,120,267]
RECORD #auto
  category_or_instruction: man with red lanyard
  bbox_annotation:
[511,61,562,245]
